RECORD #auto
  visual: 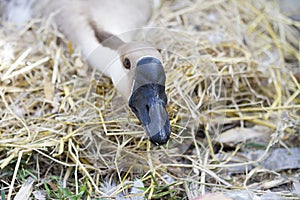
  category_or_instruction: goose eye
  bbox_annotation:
[123,57,131,69]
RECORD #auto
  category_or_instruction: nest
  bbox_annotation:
[0,0,300,199]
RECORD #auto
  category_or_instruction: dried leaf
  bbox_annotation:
[216,126,271,144]
[193,193,232,200]
[14,177,35,200]
[293,181,300,197]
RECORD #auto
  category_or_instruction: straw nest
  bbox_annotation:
[0,0,300,199]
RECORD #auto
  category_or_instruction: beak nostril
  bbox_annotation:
[146,105,150,112]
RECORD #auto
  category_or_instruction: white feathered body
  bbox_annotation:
[0,0,154,56]
[0,0,160,101]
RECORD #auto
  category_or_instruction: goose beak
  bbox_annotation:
[129,57,171,145]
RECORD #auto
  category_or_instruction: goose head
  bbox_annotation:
[106,42,171,145]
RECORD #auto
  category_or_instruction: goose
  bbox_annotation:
[0,0,171,145]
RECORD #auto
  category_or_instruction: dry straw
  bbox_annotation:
[0,0,299,199]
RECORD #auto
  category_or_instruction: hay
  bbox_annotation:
[0,0,300,199]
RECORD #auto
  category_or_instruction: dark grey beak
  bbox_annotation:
[129,57,171,145]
